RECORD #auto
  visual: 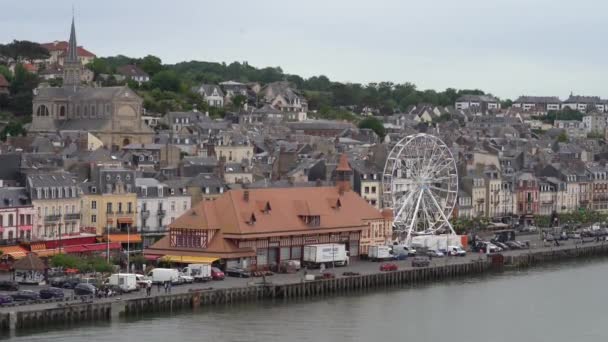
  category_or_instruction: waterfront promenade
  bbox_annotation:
[0,235,604,315]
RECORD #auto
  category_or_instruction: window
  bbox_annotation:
[142,187,147,197]
[371,186,377,193]
[91,201,97,209]
[118,202,123,213]
[183,201,187,210]
[127,202,132,213]
[107,203,113,213]
[171,188,175,195]
[91,186,97,194]
[364,187,370,194]
[8,214,13,227]
[91,215,97,223]
[171,201,175,211]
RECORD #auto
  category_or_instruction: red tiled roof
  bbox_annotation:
[335,154,352,172]
[170,187,384,237]
[41,41,95,58]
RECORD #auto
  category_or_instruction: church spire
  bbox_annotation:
[66,15,79,63]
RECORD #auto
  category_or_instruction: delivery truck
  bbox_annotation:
[368,245,393,261]
[181,264,212,282]
[107,273,138,292]
[147,268,180,284]
[302,243,349,268]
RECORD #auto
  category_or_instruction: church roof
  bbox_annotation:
[35,86,141,102]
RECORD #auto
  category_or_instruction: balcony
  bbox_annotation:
[64,213,81,221]
[140,210,150,219]
[45,214,62,222]
[157,209,166,217]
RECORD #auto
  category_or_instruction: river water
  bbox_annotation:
[6,259,608,342]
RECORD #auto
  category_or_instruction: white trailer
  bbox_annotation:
[302,243,349,268]
[368,245,393,261]
[147,268,180,284]
[108,273,138,292]
[181,264,212,282]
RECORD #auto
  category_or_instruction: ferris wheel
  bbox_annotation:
[382,133,458,245]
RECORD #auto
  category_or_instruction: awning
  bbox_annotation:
[117,218,134,224]
[30,242,47,251]
[0,246,28,259]
[34,249,63,258]
[160,255,218,264]
[84,242,121,252]
[64,245,88,253]
[144,254,162,261]
[108,234,142,244]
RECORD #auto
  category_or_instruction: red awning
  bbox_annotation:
[144,254,162,261]
[117,218,133,224]
[64,245,88,253]
[84,242,121,252]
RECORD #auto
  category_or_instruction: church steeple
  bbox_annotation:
[63,14,82,88]
[66,16,78,63]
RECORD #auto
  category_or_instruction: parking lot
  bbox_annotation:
[0,231,605,312]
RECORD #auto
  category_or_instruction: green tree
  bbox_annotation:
[86,58,110,76]
[140,55,163,76]
[0,121,26,141]
[358,116,385,138]
[151,70,181,92]
[231,94,247,109]
[0,40,49,64]
[557,131,569,143]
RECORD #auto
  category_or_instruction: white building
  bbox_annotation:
[455,95,500,113]
[135,178,191,247]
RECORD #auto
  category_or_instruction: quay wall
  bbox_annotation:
[9,242,608,332]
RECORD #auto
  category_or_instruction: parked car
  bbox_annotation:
[211,267,225,280]
[0,281,18,291]
[225,267,251,278]
[60,278,81,289]
[11,290,39,302]
[427,249,445,257]
[135,274,152,289]
[380,263,398,272]
[178,274,194,284]
[411,257,430,267]
[0,294,13,305]
[39,287,65,299]
[447,245,467,256]
[74,283,97,296]
[505,241,521,249]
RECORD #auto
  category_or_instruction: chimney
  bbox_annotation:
[243,190,250,202]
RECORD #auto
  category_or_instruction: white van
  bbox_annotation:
[447,245,466,257]
[147,268,180,284]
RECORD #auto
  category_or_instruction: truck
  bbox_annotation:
[107,273,138,292]
[147,268,180,284]
[302,243,349,268]
[368,245,393,262]
[181,264,212,282]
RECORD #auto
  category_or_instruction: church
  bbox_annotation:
[29,17,154,150]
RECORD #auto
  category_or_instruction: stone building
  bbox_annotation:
[29,17,154,150]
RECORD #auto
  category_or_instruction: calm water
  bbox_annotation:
[6,259,608,342]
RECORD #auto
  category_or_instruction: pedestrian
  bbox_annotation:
[146,282,151,297]
[157,281,161,292]
[168,281,172,294]
[319,263,325,274]
[164,281,168,294]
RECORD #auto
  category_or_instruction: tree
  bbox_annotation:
[0,121,26,141]
[86,58,110,76]
[0,40,49,64]
[151,70,181,92]
[231,94,247,109]
[557,131,569,143]
[358,117,385,138]
[140,55,163,76]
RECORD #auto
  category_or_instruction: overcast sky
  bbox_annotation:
[1,0,607,99]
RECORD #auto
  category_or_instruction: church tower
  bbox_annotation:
[63,16,82,88]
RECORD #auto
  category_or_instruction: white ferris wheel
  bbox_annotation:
[382,133,458,245]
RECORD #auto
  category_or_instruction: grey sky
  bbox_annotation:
[2,0,607,99]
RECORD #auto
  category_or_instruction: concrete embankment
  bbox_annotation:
[6,242,608,333]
